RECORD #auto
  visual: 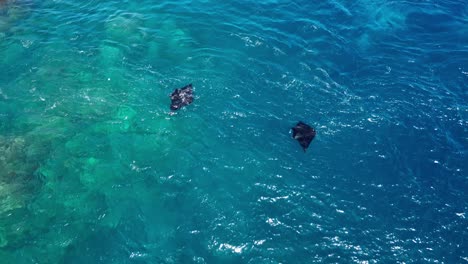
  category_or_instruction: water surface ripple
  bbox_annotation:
[0,0,467,263]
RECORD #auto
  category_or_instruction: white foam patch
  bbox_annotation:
[455,212,465,219]
[266,218,281,226]
[218,243,247,254]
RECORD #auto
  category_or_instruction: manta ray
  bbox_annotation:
[170,84,193,110]
[291,121,316,152]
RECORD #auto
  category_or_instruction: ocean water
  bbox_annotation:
[0,0,467,263]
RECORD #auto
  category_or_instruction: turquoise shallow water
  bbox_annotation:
[0,0,467,263]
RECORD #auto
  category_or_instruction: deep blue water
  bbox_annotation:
[0,0,467,263]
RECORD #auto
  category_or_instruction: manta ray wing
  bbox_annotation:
[170,84,194,110]
[291,121,316,152]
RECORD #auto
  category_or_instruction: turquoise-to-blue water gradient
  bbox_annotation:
[0,0,467,263]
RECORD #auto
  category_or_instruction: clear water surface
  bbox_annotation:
[0,0,467,263]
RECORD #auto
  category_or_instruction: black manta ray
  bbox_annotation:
[291,121,316,152]
[170,84,193,110]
